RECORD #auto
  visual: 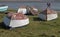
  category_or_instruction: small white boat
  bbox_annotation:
[17,6,27,14]
[3,12,29,29]
[0,5,8,12]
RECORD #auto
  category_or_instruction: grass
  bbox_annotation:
[0,10,60,37]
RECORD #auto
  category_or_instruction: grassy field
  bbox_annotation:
[0,10,60,37]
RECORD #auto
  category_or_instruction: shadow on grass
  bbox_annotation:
[40,33,56,37]
[0,22,10,29]
[0,22,29,30]
[25,13,34,16]
[40,33,49,37]
[0,11,9,14]
[33,17,45,21]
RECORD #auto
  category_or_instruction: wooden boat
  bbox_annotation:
[3,12,29,29]
[17,6,38,15]
[30,7,39,15]
[38,8,58,21]
[0,5,8,12]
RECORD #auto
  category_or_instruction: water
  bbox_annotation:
[0,2,60,10]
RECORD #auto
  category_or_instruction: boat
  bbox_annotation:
[0,5,8,12]
[38,8,58,21]
[3,12,29,29]
[29,7,39,15]
[38,2,58,21]
[17,6,38,15]
[17,6,27,14]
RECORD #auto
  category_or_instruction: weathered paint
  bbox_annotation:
[3,17,29,28]
[38,14,46,20]
[17,8,27,14]
[47,14,58,20]
[33,8,38,11]
[3,17,11,26]
[39,13,58,21]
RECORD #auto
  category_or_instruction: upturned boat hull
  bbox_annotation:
[0,6,8,12]
[3,17,29,28]
[38,13,58,21]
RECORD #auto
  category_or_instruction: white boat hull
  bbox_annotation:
[17,8,38,14]
[17,8,27,14]
[38,13,58,21]
[3,17,29,28]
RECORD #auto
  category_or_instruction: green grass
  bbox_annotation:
[0,10,60,37]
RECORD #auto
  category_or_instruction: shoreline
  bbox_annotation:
[0,1,59,3]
